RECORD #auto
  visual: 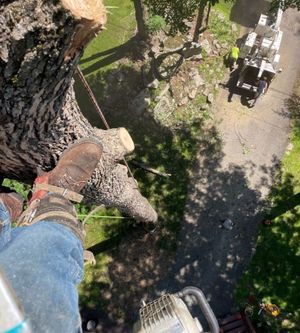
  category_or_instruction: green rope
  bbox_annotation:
[79,215,129,219]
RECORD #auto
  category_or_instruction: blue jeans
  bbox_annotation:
[0,202,84,333]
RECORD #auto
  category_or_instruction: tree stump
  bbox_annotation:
[0,0,158,223]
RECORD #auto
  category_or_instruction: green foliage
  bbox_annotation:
[214,0,233,18]
[271,0,300,11]
[144,0,233,35]
[236,93,300,332]
[10,75,18,85]
[198,49,226,82]
[2,179,30,199]
[146,15,166,34]
[210,9,238,42]
[144,0,198,34]
[236,196,300,331]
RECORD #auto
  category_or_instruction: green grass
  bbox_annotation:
[78,206,133,310]
[283,129,300,189]
[74,0,137,267]
[2,178,30,199]
[79,0,136,75]
[214,0,234,20]
[210,8,238,44]
[198,55,225,82]
[236,92,300,332]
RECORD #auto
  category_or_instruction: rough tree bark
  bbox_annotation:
[0,0,158,223]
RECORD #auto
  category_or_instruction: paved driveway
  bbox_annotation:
[158,6,300,318]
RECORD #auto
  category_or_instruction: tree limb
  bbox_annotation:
[0,0,158,223]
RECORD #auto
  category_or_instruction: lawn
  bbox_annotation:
[79,0,136,75]
[215,0,234,19]
[236,89,300,332]
[74,0,137,252]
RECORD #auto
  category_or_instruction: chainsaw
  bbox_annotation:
[133,286,219,333]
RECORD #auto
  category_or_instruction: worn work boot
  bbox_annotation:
[17,138,102,243]
[0,192,23,221]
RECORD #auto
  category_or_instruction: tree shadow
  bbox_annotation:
[75,64,211,330]
[230,0,270,28]
[80,37,141,76]
[236,168,300,331]
[267,189,300,221]
[222,65,253,106]
[156,154,278,321]
[275,92,300,121]
[75,63,286,332]
[152,52,184,80]
[80,42,133,65]
[235,90,300,330]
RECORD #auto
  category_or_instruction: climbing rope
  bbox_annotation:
[76,66,136,181]
[76,66,110,129]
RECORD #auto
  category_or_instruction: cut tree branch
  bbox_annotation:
[0,0,158,223]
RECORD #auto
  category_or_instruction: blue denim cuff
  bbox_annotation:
[0,202,12,250]
[0,202,10,221]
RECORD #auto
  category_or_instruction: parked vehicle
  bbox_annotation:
[237,8,283,92]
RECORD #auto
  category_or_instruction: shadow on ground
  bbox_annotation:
[75,64,203,331]
[74,62,285,332]
[236,169,300,331]
[222,63,254,107]
[230,0,270,28]
[157,155,282,320]
[75,1,294,326]
[79,37,144,76]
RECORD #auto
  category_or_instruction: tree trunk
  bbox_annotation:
[193,0,207,42]
[132,0,149,40]
[205,2,212,27]
[0,0,157,223]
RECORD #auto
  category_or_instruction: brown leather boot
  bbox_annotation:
[30,138,103,202]
[17,138,102,243]
[0,192,23,221]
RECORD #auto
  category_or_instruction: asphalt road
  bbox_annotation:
[158,3,300,320]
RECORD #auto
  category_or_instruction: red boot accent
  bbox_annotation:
[29,174,50,205]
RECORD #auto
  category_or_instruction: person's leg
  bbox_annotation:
[227,72,239,103]
[251,91,260,107]
[0,202,11,250]
[0,193,23,250]
[0,138,102,332]
[0,220,84,333]
[228,57,235,71]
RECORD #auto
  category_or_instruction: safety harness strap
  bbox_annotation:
[34,183,83,203]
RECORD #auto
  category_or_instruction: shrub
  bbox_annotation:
[146,15,166,34]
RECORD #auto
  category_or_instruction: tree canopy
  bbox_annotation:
[144,0,229,35]
[271,0,300,11]
[143,0,215,35]
[144,0,197,34]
